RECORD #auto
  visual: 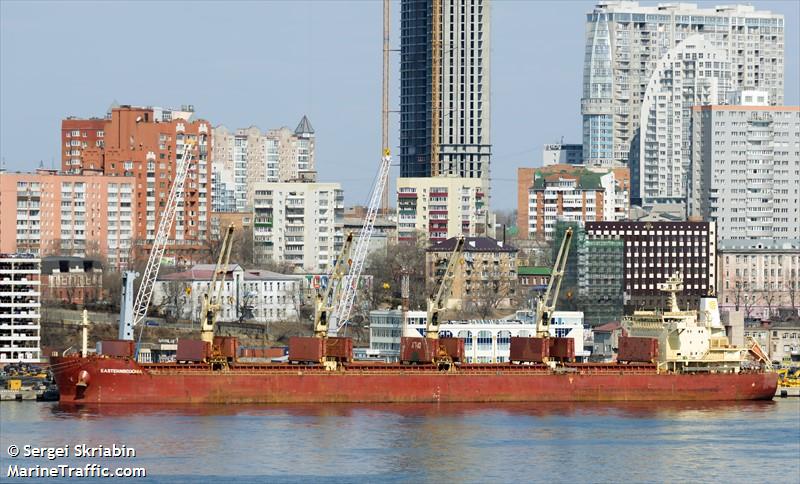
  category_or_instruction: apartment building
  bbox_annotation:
[585,221,717,311]
[426,236,517,311]
[212,116,315,212]
[154,264,302,323]
[61,105,213,264]
[689,103,800,241]
[400,0,491,183]
[252,182,344,272]
[632,35,732,206]
[543,143,584,167]
[397,177,492,243]
[582,2,784,166]
[717,239,800,320]
[0,254,41,363]
[0,170,135,269]
[522,165,618,240]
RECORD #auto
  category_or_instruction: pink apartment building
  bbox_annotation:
[0,169,134,270]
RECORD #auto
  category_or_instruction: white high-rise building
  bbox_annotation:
[634,35,732,205]
[689,102,800,241]
[252,182,344,272]
[212,116,316,212]
[582,1,784,167]
[0,254,41,363]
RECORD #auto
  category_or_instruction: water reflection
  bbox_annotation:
[52,400,778,420]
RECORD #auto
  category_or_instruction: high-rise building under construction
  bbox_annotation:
[399,0,491,183]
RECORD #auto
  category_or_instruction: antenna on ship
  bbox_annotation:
[658,273,684,313]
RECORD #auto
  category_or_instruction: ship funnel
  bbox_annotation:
[698,296,722,328]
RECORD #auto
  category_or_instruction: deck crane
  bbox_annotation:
[199,224,235,344]
[535,227,573,338]
[425,236,464,339]
[327,149,392,336]
[119,140,197,341]
[313,232,354,337]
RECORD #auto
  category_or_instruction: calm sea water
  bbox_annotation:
[1,400,798,483]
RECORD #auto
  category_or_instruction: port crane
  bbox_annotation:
[119,140,196,341]
[535,227,573,338]
[327,149,392,335]
[199,224,235,344]
[425,236,464,339]
[313,232,354,337]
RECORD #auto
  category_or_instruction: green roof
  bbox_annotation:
[532,166,608,190]
[518,266,551,276]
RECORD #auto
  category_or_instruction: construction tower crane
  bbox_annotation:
[425,236,464,339]
[313,232,354,337]
[327,149,392,335]
[199,224,235,344]
[430,0,442,176]
[119,140,196,340]
[536,228,573,338]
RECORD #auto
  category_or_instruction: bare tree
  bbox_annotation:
[763,283,777,320]
[788,269,798,313]
[366,234,427,310]
[157,280,187,323]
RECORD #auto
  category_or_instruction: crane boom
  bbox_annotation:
[536,227,573,337]
[126,140,196,336]
[314,232,354,337]
[328,150,392,335]
[200,224,235,343]
[426,236,464,339]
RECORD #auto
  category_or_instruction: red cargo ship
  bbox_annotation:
[50,355,777,404]
[50,275,778,404]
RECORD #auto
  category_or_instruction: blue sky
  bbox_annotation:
[1,0,798,210]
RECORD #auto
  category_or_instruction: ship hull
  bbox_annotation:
[51,357,777,404]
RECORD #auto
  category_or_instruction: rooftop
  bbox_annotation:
[428,237,518,253]
[518,266,551,276]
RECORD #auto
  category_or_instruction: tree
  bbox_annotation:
[157,280,187,323]
[788,269,798,313]
[365,233,427,311]
[763,283,778,320]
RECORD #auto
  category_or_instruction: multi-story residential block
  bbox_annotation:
[252,182,344,272]
[40,256,103,305]
[543,143,584,166]
[582,1,784,167]
[60,105,213,264]
[0,254,41,363]
[212,116,315,212]
[717,239,800,320]
[426,236,517,311]
[400,0,491,184]
[523,165,619,240]
[0,170,135,269]
[154,264,302,323]
[632,35,732,206]
[689,103,800,241]
[584,221,717,311]
[397,177,492,243]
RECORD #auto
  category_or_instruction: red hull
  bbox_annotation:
[51,356,778,404]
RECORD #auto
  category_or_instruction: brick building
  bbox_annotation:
[61,105,212,265]
[40,256,103,305]
[517,164,626,240]
[426,237,518,311]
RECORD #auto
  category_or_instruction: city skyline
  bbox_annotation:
[1,0,798,211]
